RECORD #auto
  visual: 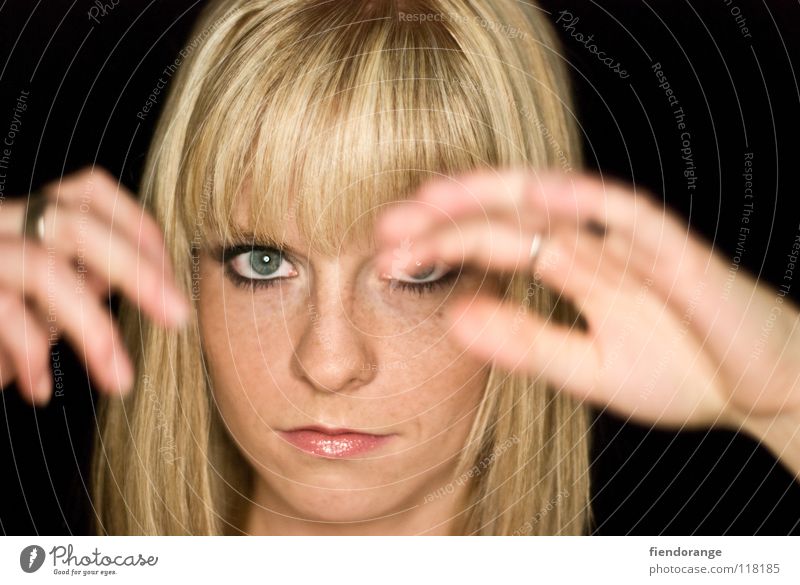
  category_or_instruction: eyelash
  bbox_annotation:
[390,270,459,295]
[217,244,459,294]
[219,244,284,291]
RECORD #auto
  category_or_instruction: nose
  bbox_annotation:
[291,279,377,395]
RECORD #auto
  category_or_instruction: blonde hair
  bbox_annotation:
[92,0,591,535]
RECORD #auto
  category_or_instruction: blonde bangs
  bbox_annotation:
[178,0,569,256]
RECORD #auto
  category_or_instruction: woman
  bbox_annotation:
[1,0,798,535]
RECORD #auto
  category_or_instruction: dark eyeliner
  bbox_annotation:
[217,243,287,290]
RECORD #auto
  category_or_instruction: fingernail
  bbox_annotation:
[168,288,191,325]
[36,377,52,406]
[113,352,134,394]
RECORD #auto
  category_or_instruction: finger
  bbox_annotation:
[0,289,52,405]
[406,169,733,325]
[376,212,545,277]
[41,206,189,327]
[533,231,647,333]
[375,211,632,318]
[377,169,695,303]
[41,166,171,275]
[376,169,540,245]
[73,263,111,298]
[444,291,601,399]
[0,239,134,395]
[521,173,727,311]
[531,175,795,384]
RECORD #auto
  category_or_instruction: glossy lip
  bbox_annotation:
[279,425,395,459]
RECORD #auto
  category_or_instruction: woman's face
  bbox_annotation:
[197,190,498,530]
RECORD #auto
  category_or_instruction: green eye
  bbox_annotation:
[249,249,281,277]
[223,245,298,289]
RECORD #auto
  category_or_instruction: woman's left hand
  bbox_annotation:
[375,169,800,476]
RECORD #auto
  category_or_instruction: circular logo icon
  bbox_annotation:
[20,545,45,573]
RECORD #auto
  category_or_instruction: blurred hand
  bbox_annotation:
[0,166,189,406]
[375,169,800,471]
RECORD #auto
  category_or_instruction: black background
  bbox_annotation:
[0,0,798,534]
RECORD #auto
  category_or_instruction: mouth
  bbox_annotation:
[279,425,395,459]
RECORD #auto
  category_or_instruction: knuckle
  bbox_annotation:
[50,257,73,281]
[91,166,120,194]
[40,175,64,196]
[66,166,113,204]
[53,206,79,244]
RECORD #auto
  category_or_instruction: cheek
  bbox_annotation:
[384,315,484,387]
[367,275,495,424]
[358,300,491,442]
[196,259,293,419]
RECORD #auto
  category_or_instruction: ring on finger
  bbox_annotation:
[21,191,50,242]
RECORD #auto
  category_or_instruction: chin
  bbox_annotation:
[264,472,418,525]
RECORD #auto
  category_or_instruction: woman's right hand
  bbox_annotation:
[0,166,189,406]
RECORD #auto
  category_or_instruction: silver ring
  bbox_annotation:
[528,232,543,270]
[22,191,49,242]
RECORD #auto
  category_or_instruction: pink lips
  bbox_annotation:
[280,426,393,458]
